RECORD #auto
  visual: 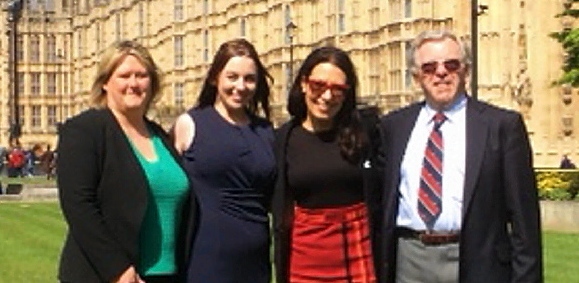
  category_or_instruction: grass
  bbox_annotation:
[0,202,577,282]
[543,230,579,282]
[0,202,65,282]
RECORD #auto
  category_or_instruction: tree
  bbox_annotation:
[550,0,579,86]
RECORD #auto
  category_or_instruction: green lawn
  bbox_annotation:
[543,230,579,282]
[0,202,577,282]
[0,202,65,282]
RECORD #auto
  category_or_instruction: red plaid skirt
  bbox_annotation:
[289,202,376,283]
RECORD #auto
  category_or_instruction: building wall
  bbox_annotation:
[0,0,574,167]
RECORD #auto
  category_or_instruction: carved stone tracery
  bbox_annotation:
[561,84,573,105]
[510,20,533,121]
[513,61,532,119]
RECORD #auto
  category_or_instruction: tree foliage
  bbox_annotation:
[550,0,579,86]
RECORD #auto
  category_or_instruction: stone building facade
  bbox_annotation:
[0,0,574,167]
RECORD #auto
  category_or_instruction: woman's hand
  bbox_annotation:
[111,266,144,283]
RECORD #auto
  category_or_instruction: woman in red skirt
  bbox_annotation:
[272,46,384,283]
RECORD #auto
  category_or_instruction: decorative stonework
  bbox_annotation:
[511,20,533,120]
[0,0,571,167]
[514,62,532,119]
[561,84,573,105]
[501,73,513,100]
[562,115,574,136]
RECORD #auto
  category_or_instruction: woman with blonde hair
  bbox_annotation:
[57,40,196,283]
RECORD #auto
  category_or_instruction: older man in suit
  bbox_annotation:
[379,30,542,283]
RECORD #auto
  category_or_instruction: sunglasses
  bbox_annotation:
[305,78,350,97]
[420,59,462,75]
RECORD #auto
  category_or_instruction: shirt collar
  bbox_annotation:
[423,93,467,125]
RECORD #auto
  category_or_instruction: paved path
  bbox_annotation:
[1,186,578,233]
[0,184,58,201]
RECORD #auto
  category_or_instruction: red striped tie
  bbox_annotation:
[418,112,446,230]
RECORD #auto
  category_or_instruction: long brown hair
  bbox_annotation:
[287,46,366,163]
[197,38,273,120]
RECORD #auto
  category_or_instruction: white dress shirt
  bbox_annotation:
[396,95,467,231]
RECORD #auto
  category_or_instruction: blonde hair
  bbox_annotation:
[89,40,162,110]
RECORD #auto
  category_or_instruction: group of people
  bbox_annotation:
[1,140,56,179]
[56,29,543,283]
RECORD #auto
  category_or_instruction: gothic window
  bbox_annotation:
[338,0,345,32]
[31,105,41,128]
[404,0,412,18]
[174,83,184,108]
[48,106,57,126]
[240,17,246,37]
[17,36,24,61]
[30,36,40,62]
[203,30,209,62]
[174,35,184,67]
[174,0,184,21]
[284,5,292,44]
[203,0,209,14]
[31,72,41,95]
[18,72,25,94]
[46,35,57,62]
[47,73,57,94]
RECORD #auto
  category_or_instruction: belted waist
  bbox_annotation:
[294,202,368,223]
[396,226,460,245]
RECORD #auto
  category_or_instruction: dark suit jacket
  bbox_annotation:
[379,98,543,283]
[57,108,197,283]
[271,118,384,283]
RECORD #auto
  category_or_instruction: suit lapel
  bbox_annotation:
[462,99,488,218]
[103,109,149,196]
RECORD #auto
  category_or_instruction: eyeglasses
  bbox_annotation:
[305,78,350,97]
[419,59,462,75]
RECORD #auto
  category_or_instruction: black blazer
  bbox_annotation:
[57,108,197,283]
[379,98,543,283]
[271,118,384,283]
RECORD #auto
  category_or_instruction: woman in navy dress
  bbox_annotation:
[171,38,275,283]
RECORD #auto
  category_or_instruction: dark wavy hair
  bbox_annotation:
[287,46,366,163]
[197,38,273,120]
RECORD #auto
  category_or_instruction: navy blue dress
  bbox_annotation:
[183,106,275,283]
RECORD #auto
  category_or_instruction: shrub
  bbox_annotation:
[535,170,579,201]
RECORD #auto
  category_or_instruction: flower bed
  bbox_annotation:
[536,169,579,201]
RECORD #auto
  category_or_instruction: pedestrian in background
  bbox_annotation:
[6,138,25,178]
[272,46,384,283]
[380,30,542,283]
[57,40,197,283]
[171,38,275,283]
[40,144,56,179]
[559,154,576,169]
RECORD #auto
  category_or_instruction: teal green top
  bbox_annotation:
[129,133,189,276]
